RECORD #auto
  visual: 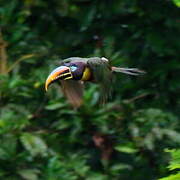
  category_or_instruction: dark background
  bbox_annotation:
[0,0,179,179]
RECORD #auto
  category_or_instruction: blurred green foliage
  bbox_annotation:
[0,0,180,179]
[159,149,180,180]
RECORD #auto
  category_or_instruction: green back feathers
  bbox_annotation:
[87,57,113,102]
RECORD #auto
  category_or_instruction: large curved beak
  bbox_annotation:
[45,66,72,91]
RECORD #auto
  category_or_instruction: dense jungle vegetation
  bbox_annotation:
[0,0,180,179]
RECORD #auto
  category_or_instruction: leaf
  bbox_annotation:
[111,164,132,171]
[159,149,180,180]
[159,173,180,180]
[115,145,138,154]
[18,169,40,180]
[163,129,180,143]
[0,134,17,160]
[167,149,180,170]
[45,102,65,110]
[172,0,180,7]
[20,133,48,157]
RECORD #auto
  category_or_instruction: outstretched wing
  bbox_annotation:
[87,57,113,103]
[60,80,84,108]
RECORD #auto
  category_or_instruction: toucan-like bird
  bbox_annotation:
[45,57,145,108]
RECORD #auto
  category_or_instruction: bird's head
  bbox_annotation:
[45,62,87,91]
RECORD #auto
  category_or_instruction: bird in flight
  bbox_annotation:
[45,57,145,108]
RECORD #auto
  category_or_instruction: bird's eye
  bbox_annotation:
[70,65,77,72]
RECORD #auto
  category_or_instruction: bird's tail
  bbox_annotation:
[111,67,146,76]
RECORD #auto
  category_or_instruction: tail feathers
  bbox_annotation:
[111,67,146,76]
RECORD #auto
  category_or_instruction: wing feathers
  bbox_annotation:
[61,80,84,108]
